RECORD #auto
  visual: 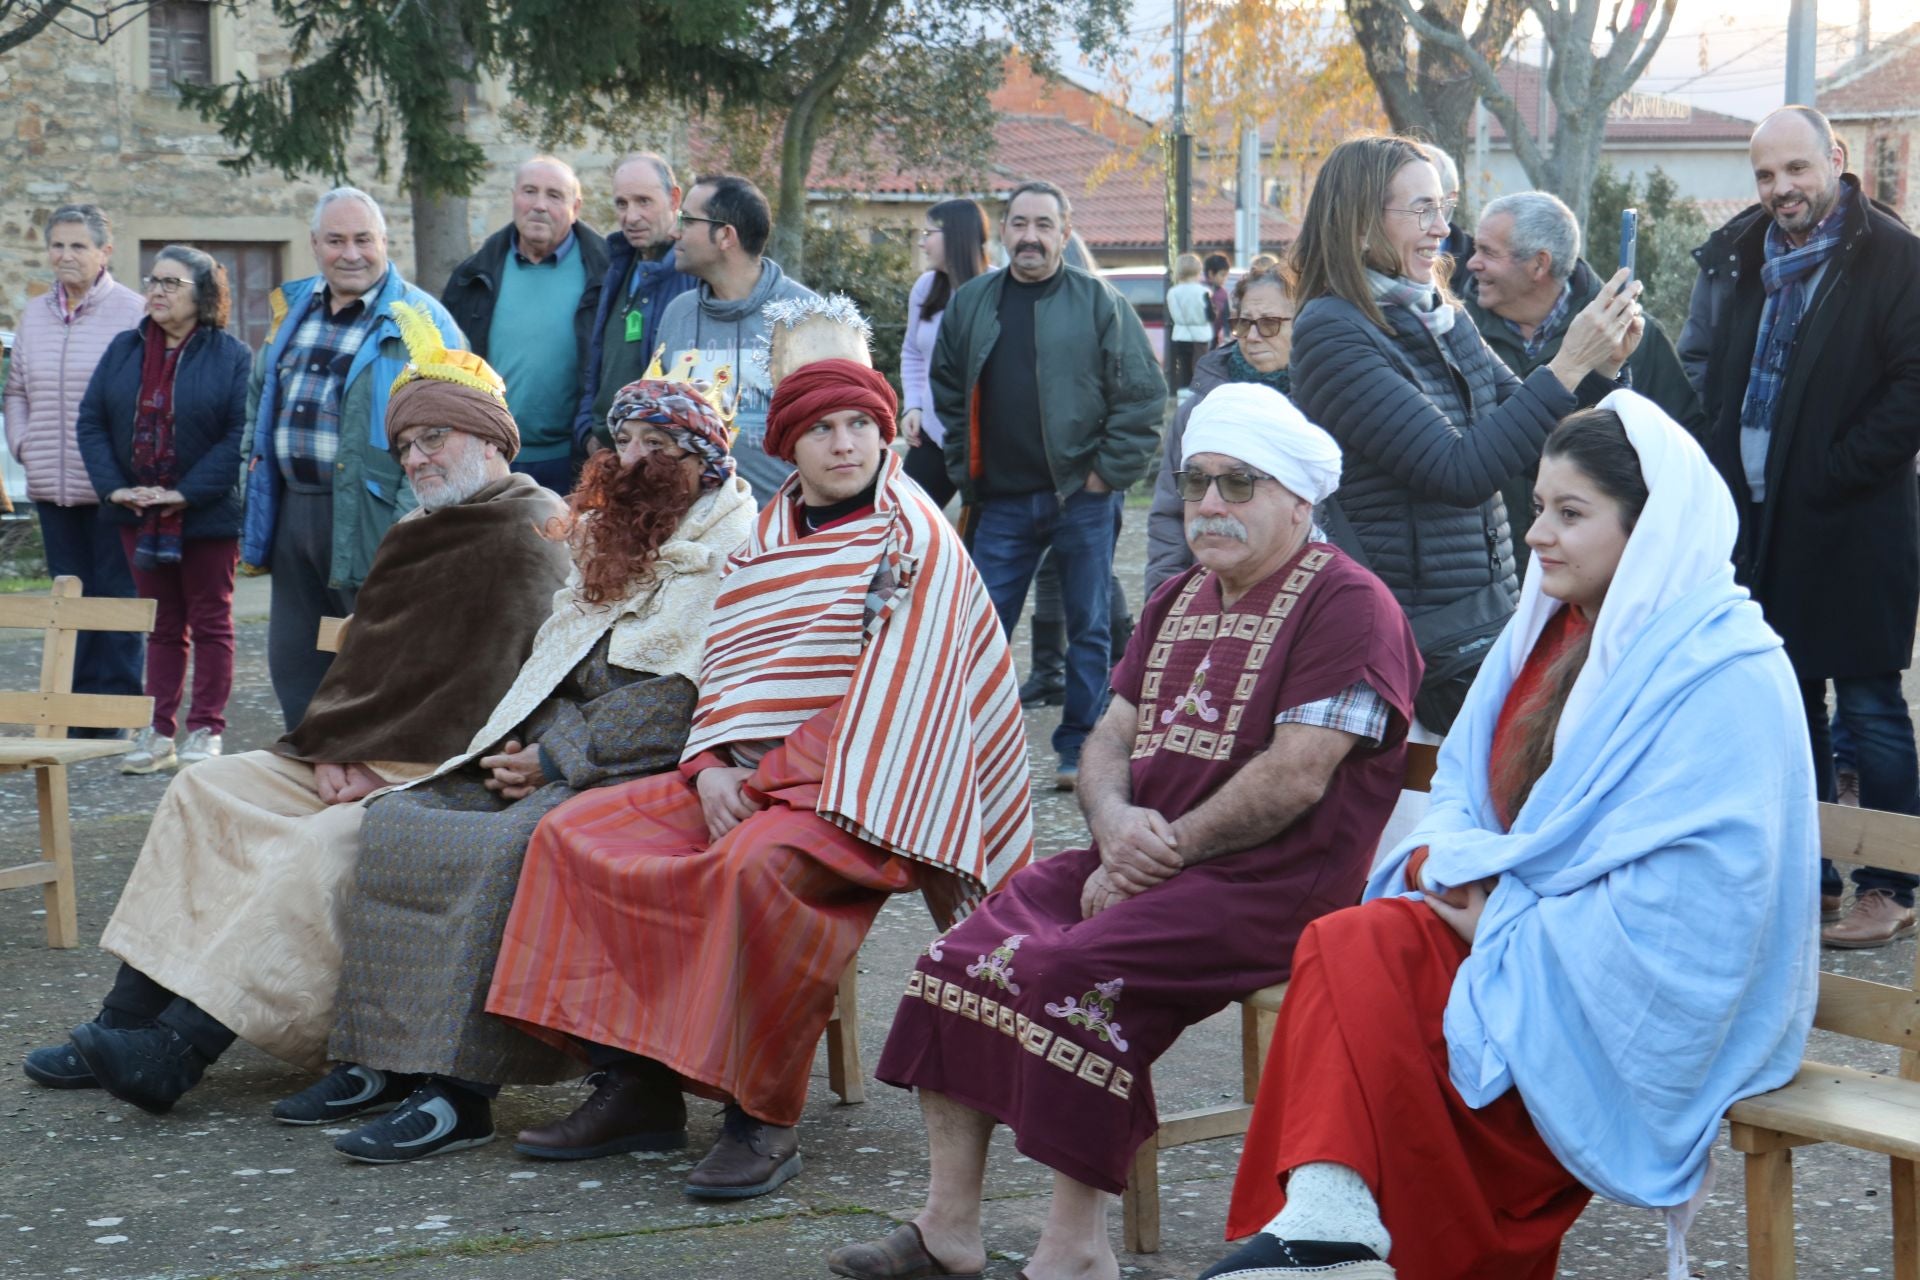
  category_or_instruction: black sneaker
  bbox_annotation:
[1199,1236,1394,1277]
[23,1040,98,1089]
[69,1022,210,1115]
[272,1063,420,1126]
[333,1081,494,1164]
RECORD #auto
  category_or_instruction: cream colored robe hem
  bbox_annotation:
[98,750,429,1070]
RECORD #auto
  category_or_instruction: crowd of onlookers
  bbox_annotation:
[6,99,1919,1280]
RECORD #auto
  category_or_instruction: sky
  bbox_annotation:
[1058,0,1920,127]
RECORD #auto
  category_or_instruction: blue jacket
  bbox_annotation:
[75,321,250,540]
[240,267,465,589]
[572,236,698,451]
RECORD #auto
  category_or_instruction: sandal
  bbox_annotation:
[826,1222,985,1280]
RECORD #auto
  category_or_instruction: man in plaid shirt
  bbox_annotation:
[242,187,467,729]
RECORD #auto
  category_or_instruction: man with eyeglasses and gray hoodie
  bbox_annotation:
[652,174,816,503]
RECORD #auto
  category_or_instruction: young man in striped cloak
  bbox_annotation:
[829,384,1423,1280]
[485,353,1034,1199]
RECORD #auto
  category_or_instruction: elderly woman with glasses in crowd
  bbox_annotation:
[1286,135,1642,736]
[1146,263,1299,594]
[75,245,251,774]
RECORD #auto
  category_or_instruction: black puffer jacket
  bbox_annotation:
[1290,295,1580,617]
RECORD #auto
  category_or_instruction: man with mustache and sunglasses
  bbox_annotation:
[1681,104,1920,949]
[932,179,1166,792]
[832,383,1421,1280]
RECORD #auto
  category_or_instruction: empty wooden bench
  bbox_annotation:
[1122,740,1440,1253]
[318,617,869,1104]
[1728,800,1920,1280]
[0,577,156,947]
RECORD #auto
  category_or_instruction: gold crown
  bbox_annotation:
[388,301,509,401]
[639,344,738,427]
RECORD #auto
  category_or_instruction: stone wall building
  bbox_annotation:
[1819,25,1920,230]
[0,1,676,348]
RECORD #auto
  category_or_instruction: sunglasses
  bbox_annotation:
[1230,315,1293,338]
[1173,469,1270,503]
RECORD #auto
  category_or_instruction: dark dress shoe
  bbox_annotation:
[514,1059,686,1159]
[69,1022,209,1114]
[683,1103,801,1199]
[24,1041,98,1089]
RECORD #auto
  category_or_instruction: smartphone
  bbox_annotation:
[1619,208,1639,288]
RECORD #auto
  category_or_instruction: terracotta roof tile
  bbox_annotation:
[1820,25,1920,118]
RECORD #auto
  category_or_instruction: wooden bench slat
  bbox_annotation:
[0,860,62,891]
[0,739,134,766]
[1813,971,1920,1051]
[1821,801,1920,879]
[0,594,156,633]
[0,692,154,730]
[1727,1061,1920,1161]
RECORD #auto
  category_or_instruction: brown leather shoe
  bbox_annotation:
[514,1059,686,1159]
[1822,893,1845,923]
[683,1103,801,1199]
[1822,889,1918,950]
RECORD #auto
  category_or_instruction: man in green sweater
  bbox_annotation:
[443,156,609,492]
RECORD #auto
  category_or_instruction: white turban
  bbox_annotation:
[1181,382,1343,504]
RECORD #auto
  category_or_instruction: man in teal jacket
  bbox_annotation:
[934,179,1165,788]
[242,186,466,729]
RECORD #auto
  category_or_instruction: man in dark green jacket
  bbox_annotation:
[933,179,1165,789]
[1463,190,1703,569]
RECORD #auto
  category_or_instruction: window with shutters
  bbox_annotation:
[148,1,212,93]
[1873,133,1908,209]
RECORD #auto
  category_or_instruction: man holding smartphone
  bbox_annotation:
[1682,105,1920,949]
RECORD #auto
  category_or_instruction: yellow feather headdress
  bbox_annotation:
[388,301,509,401]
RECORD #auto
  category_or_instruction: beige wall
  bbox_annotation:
[0,9,679,335]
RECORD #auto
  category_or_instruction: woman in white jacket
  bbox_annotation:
[897,199,988,508]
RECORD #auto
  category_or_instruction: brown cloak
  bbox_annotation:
[276,472,571,765]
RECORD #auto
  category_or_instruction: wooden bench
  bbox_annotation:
[316,618,871,1104]
[0,577,156,947]
[1728,800,1920,1280]
[1122,741,1441,1253]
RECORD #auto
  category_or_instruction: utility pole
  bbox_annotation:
[1786,0,1818,104]
[1235,125,1259,268]
[1168,0,1193,272]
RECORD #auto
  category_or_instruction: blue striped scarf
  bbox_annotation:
[1738,189,1850,496]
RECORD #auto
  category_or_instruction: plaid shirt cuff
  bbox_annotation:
[1275,680,1391,747]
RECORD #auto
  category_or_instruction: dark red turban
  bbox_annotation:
[764,359,898,462]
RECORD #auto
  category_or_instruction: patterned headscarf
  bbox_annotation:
[607,377,736,489]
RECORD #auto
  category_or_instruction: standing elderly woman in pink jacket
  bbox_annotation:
[2,203,147,723]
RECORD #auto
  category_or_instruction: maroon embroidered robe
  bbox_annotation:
[874,542,1423,1192]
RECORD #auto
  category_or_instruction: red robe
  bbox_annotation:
[876,543,1423,1193]
[1226,606,1595,1280]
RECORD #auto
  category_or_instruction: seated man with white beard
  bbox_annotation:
[830,384,1423,1280]
[22,305,571,1116]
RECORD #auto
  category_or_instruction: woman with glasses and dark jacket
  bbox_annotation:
[898,199,989,508]
[75,245,250,775]
[1146,264,1299,592]
[1285,135,1641,734]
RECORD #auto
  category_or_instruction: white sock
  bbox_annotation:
[1262,1161,1392,1260]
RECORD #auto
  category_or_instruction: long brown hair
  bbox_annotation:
[1496,409,1651,814]
[1288,134,1454,333]
[920,198,990,321]
[555,448,701,606]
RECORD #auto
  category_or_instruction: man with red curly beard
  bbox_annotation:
[485,357,1035,1200]
[274,377,757,1164]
